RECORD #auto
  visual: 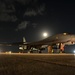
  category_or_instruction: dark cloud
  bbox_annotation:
[24,4,45,16]
[0,13,17,22]
[0,1,17,22]
[24,10,37,16]
[38,4,45,15]
[0,0,46,30]
[0,1,15,13]
[16,21,29,31]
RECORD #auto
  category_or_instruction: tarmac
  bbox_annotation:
[0,53,75,75]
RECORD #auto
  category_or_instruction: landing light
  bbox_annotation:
[43,32,48,37]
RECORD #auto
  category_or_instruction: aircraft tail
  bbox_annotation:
[23,37,26,42]
[19,37,27,51]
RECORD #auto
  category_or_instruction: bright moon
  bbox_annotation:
[43,32,48,37]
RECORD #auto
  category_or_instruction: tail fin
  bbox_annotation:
[19,37,27,51]
[23,37,27,50]
[23,37,26,42]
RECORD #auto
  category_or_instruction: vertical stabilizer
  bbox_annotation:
[19,37,27,52]
[23,37,26,42]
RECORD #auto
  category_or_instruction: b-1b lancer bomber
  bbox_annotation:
[0,33,75,53]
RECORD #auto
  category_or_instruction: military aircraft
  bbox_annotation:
[0,33,75,53]
[13,33,75,53]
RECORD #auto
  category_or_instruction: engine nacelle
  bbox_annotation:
[19,45,27,50]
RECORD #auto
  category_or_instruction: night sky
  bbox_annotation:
[0,0,75,52]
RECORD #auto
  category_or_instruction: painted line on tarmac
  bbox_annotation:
[28,59,75,68]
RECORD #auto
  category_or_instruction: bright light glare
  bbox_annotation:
[73,50,75,53]
[5,51,12,54]
[43,32,48,37]
[9,51,11,54]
